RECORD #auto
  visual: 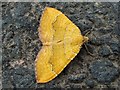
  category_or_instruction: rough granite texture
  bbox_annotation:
[2,2,120,89]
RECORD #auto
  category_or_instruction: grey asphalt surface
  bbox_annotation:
[2,2,120,89]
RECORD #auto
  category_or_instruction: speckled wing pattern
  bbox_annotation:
[35,7,88,83]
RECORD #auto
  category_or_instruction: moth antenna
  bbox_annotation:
[83,28,96,56]
[84,30,92,36]
[84,43,95,57]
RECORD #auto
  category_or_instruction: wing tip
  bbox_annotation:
[36,79,48,84]
[44,7,61,13]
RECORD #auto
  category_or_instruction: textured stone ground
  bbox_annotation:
[2,2,120,89]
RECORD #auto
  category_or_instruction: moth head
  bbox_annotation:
[83,36,89,43]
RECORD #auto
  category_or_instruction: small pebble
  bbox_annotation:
[68,74,86,83]
[90,35,111,46]
[13,67,35,88]
[89,59,120,84]
[85,79,95,88]
[109,42,120,54]
[98,46,111,56]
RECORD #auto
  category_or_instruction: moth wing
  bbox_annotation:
[39,7,62,43]
[50,14,84,75]
[36,7,85,83]
[35,46,57,83]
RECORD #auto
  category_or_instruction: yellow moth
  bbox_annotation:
[35,7,88,83]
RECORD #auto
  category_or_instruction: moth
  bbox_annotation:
[35,7,88,83]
